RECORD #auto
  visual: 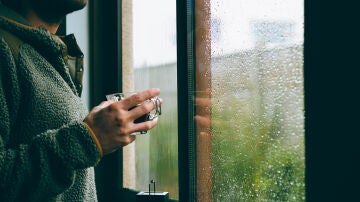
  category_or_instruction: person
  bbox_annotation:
[0,0,161,201]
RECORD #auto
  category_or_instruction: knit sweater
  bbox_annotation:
[0,5,101,202]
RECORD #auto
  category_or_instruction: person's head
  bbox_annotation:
[2,0,87,24]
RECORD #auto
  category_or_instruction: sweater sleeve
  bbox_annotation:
[0,37,101,201]
[0,115,102,201]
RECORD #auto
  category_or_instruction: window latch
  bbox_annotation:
[136,179,169,202]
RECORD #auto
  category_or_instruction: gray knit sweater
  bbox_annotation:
[0,5,101,202]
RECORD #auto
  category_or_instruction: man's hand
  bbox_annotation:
[83,88,161,155]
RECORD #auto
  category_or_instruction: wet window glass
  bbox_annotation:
[194,0,305,201]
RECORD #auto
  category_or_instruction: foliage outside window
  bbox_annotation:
[197,0,305,201]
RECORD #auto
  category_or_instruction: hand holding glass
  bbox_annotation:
[106,92,162,135]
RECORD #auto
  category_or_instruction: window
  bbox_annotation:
[122,0,179,198]
[179,0,304,201]
[89,0,304,201]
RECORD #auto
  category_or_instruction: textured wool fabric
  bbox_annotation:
[0,6,101,202]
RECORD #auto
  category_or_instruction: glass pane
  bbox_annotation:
[129,0,178,199]
[195,0,304,201]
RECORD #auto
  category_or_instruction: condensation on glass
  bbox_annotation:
[195,0,304,201]
[123,0,178,199]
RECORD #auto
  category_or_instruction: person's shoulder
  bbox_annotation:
[0,25,23,60]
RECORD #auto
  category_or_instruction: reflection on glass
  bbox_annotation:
[195,0,304,201]
[130,0,178,199]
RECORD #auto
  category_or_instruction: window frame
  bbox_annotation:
[176,0,197,201]
[88,0,123,201]
[304,1,360,201]
[86,0,360,201]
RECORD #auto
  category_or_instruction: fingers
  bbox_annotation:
[120,88,160,109]
[127,97,163,120]
[108,88,162,121]
[104,88,161,132]
[128,117,159,135]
